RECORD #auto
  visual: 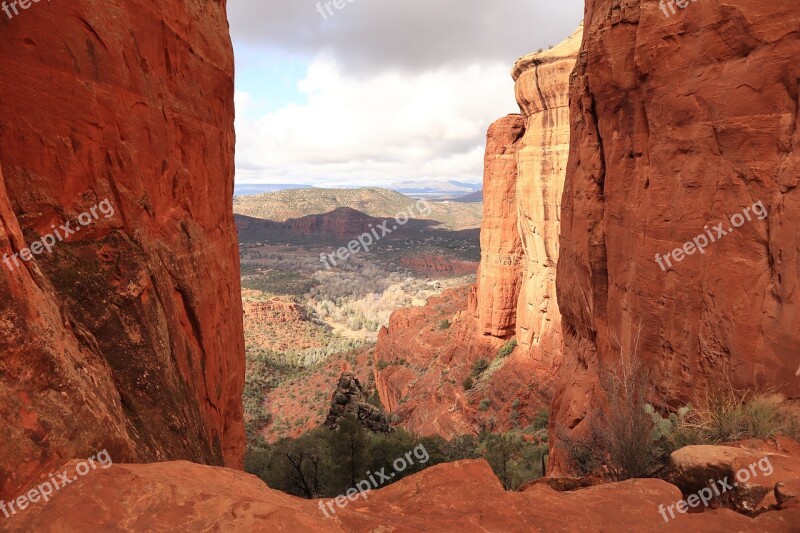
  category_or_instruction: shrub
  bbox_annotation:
[533,409,549,431]
[557,341,658,481]
[463,377,474,391]
[377,360,389,370]
[479,399,492,411]
[472,358,489,377]
[686,387,799,443]
[498,339,517,358]
[438,319,451,330]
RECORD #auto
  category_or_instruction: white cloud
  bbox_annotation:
[235,55,516,187]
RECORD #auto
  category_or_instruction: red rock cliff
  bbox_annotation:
[475,27,582,383]
[476,115,525,337]
[373,29,581,438]
[553,0,800,470]
[511,27,582,383]
[0,0,245,499]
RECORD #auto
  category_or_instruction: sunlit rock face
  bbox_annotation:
[511,26,582,385]
[552,0,800,473]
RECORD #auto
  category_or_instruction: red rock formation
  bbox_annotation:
[242,296,308,327]
[371,29,581,438]
[553,0,800,471]
[475,115,526,337]
[374,287,550,437]
[0,0,244,500]
[7,458,800,531]
[512,27,582,384]
[399,254,478,276]
[288,207,376,240]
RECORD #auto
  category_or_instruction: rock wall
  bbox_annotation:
[372,28,581,438]
[0,0,245,499]
[553,0,800,470]
[476,115,525,337]
[512,27,582,383]
[475,27,581,383]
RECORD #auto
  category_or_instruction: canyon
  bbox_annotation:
[370,26,583,437]
[1,0,800,530]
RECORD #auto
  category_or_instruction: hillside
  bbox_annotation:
[233,187,482,230]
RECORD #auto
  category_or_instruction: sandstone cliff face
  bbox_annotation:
[373,29,581,437]
[0,0,244,499]
[512,27,582,383]
[476,115,525,337]
[553,0,800,470]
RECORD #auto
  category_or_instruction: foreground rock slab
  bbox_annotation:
[5,460,800,532]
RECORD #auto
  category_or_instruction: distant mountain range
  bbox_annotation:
[234,181,481,200]
[234,184,309,196]
[232,187,482,231]
[452,190,483,203]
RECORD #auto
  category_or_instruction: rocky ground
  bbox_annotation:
[7,437,800,531]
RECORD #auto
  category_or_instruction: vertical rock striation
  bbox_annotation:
[373,28,581,437]
[511,27,582,383]
[476,115,525,338]
[553,0,800,471]
[0,0,245,499]
[475,26,582,384]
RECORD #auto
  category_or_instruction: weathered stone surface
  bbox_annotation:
[520,476,604,493]
[0,0,245,500]
[511,25,582,385]
[7,459,800,532]
[325,372,391,433]
[372,28,581,439]
[776,480,800,508]
[476,114,525,338]
[553,0,800,472]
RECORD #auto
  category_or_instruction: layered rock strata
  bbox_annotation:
[0,0,245,500]
[373,28,582,435]
[511,27,583,383]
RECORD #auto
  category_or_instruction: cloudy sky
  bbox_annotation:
[227,1,584,189]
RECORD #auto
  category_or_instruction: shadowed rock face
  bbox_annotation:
[325,373,391,433]
[0,0,245,499]
[553,0,800,472]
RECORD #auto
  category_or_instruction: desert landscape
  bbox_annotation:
[1,0,800,532]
